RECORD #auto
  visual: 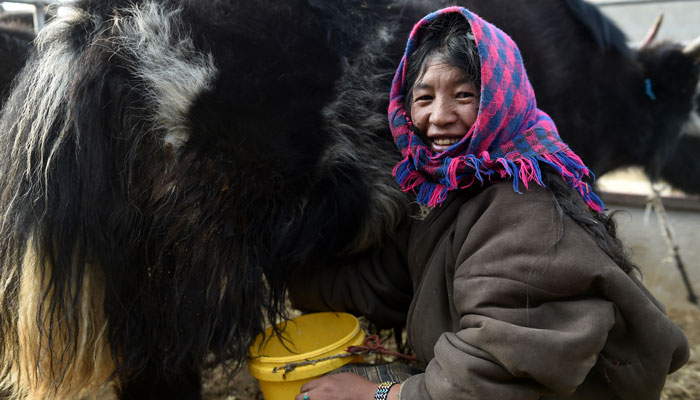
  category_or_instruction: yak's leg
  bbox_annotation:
[118,361,202,400]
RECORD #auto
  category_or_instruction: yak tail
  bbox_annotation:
[0,237,117,399]
[0,3,120,398]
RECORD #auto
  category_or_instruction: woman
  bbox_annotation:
[289,7,688,400]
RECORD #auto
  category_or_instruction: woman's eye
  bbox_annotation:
[456,92,475,99]
[415,95,433,102]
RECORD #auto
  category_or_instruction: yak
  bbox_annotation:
[0,0,698,399]
[0,1,409,398]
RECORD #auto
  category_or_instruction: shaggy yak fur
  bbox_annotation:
[0,1,408,398]
[0,0,698,399]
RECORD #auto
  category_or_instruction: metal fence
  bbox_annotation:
[2,0,699,33]
[591,0,700,5]
[0,0,54,32]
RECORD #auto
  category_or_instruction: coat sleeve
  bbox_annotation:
[287,219,413,328]
[400,185,689,400]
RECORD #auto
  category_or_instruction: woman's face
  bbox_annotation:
[410,56,478,153]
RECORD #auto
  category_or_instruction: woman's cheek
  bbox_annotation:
[411,107,428,133]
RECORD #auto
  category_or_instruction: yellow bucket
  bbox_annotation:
[247,312,365,399]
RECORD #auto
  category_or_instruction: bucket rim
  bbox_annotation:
[247,312,366,381]
[248,312,361,364]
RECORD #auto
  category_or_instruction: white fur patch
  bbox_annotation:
[110,1,218,153]
[11,2,93,199]
[8,0,218,196]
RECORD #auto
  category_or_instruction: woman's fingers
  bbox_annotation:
[297,378,320,400]
[295,373,377,400]
[295,390,311,400]
[300,378,318,393]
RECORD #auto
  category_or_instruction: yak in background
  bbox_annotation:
[0,0,698,399]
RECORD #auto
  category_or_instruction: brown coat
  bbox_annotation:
[289,181,689,399]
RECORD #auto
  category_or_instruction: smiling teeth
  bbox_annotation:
[433,138,460,146]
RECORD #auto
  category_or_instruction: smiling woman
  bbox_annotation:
[288,7,690,400]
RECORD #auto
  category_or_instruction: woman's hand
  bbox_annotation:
[295,372,400,400]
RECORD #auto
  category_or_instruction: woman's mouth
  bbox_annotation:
[433,138,461,146]
[430,136,463,152]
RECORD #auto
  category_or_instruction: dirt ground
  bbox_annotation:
[202,366,262,400]
[662,307,700,400]
[202,305,700,400]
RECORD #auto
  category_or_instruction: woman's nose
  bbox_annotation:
[429,97,457,126]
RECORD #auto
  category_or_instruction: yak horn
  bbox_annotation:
[682,34,700,63]
[641,13,663,48]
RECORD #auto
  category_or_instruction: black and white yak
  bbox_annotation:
[0,0,698,399]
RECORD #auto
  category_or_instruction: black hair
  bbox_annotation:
[541,165,637,273]
[403,12,481,111]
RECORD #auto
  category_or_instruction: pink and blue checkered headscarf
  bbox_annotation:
[389,7,604,211]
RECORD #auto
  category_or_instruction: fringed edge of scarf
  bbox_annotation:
[393,149,604,212]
